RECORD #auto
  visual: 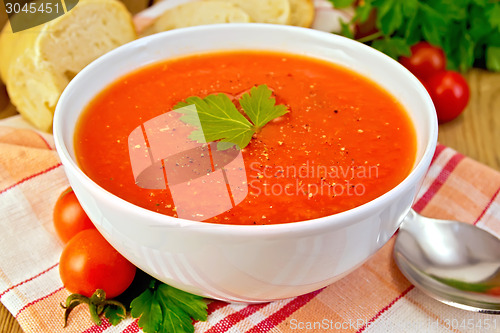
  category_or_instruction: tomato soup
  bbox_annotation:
[75,51,416,225]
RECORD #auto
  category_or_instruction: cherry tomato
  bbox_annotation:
[59,229,136,298]
[425,71,470,123]
[399,42,446,81]
[53,187,95,243]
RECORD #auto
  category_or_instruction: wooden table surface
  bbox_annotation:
[0,1,499,328]
[438,69,500,170]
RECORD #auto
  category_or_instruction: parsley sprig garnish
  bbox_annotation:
[331,0,500,72]
[62,271,208,333]
[131,279,207,333]
[174,84,289,149]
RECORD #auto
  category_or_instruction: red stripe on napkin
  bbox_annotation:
[207,300,230,315]
[15,287,65,318]
[430,144,446,165]
[82,319,112,333]
[474,186,500,225]
[121,319,140,333]
[206,303,268,333]
[356,285,414,333]
[247,289,323,333]
[0,263,59,299]
[413,152,465,212]
[0,163,62,195]
[35,132,53,150]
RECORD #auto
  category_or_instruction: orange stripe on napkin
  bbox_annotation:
[0,144,60,191]
[0,127,52,150]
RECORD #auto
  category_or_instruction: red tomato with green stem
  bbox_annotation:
[425,71,470,123]
[53,187,95,243]
[59,229,136,298]
[399,42,447,81]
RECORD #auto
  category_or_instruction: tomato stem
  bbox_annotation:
[356,31,384,43]
[89,302,102,325]
[61,289,127,328]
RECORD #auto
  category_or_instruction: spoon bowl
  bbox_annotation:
[394,209,500,313]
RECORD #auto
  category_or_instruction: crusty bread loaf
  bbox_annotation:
[222,0,291,24]
[147,0,310,30]
[141,1,251,36]
[289,0,314,27]
[0,0,136,132]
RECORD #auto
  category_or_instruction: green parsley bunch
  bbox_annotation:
[331,0,500,71]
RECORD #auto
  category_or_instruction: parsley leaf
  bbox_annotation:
[486,46,500,71]
[157,284,207,322]
[130,288,163,333]
[486,2,500,30]
[161,304,193,333]
[103,304,127,325]
[329,0,355,9]
[130,280,207,333]
[354,2,373,23]
[371,37,411,59]
[175,84,289,149]
[175,94,254,149]
[373,0,404,36]
[239,85,288,129]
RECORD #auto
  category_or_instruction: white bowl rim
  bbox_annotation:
[53,23,438,236]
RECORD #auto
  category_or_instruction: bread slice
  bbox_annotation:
[222,0,291,24]
[0,0,136,132]
[141,1,251,36]
[289,0,314,27]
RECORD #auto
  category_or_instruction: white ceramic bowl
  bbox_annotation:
[53,24,437,303]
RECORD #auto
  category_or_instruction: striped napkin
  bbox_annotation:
[1,115,500,332]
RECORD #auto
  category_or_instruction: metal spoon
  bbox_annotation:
[394,209,500,314]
